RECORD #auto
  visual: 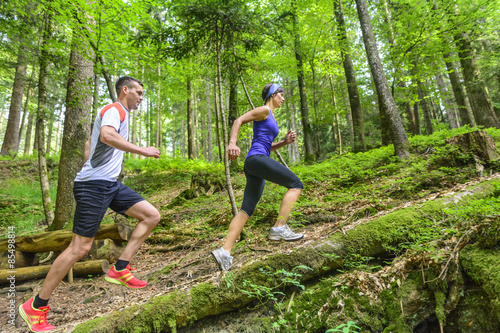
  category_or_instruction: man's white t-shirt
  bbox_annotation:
[75,102,128,182]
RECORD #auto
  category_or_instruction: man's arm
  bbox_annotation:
[84,138,91,162]
[100,126,160,158]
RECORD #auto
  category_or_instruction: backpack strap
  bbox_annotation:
[100,102,126,122]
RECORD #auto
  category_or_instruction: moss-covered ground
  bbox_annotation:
[1,126,500,332]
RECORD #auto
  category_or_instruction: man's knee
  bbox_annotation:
[69,238,93,258]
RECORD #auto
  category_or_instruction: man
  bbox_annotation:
[19,76,161,332]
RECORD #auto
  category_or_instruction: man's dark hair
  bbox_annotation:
[115,76,143,97]
[262,83,284,102]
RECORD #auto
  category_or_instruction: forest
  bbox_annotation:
[0,0,500,332]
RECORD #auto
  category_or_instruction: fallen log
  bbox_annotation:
[0,259,109,285]
[0,223,134,253]
[72,178,500,333]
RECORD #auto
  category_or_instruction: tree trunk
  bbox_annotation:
[355,0,409,158]
[1,44,28,156]
[214,78,222,162]
[46,110,53,156]
[229,65,239,169]
[293,0,314,163]
[36,13,54,226]
[454,31,500,128]
[52,21,94,231]
[24,110,34,156]
[381,0,416,136]
[216,25,238,216]
[99,54,116,103]
[156,64,162,152]
[18,75,33,153]
[335,0,365,153]
[54,107,62,153]
[187,79,194,159]
[377,93,391,146]
[206,78,213,162]
[328,75,342,154]
[443,52,473,126]
[413,101,421,135]
[181,119,186,158]
[436,73,459,128]
[417,83,434,135]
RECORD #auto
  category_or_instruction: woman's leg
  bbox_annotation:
[245,155,303,227]
[223,211,249,254]
[275,188,302,227]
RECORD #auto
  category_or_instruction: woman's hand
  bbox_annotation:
[284,130,297,144]
[227,143,241,160]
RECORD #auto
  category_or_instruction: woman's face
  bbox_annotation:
[273,92,285,108]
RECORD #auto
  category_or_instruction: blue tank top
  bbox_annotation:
[247,107,279,158]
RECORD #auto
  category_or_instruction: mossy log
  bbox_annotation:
[73,179,500,333]
[0,223,134,253]
[460,245,500,321]
[0,259,108,285]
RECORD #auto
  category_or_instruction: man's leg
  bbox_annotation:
[119,200,160,261]
[39,234,95,299]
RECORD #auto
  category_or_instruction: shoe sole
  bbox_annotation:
[269,234,304,241]
[104,276,147,289]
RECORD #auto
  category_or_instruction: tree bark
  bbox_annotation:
[413,101,421,135]
[156,64,162,152]
[1,43,28,156]
[216,25,238,216]
[443,52,473,126]
[435,73,459,128]
[18,74,33,153]
[417,83,434,135]
[293,0,314,163]
[355,0,409,158]
[335,0,365,153]
[187,79,195,159]
[454,31,500,128]
[24,110,34,156]
[36,13,54,226]
[214,78,223,162]
[206,78,213,162]
[99,54,117,103]
[52,21,94,231]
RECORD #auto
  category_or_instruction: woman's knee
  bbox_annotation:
[289,179,303,190]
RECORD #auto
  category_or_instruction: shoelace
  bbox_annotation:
[39,307,50,323]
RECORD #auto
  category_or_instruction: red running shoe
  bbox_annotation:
[19,297,55,332]
[126,263,138,271]
[105,265,147,289]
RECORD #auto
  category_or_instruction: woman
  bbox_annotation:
[212,83,304,271]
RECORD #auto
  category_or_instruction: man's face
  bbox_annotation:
[125,81,144,110]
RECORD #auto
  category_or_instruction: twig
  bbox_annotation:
[287,290,296,313]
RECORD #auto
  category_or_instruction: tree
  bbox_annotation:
[52,13,94,231]
[454,31,500,128]
[36,12,55,225]
[1,43,28,156]
[292,0,315,163]
[334,0,365,153]
[354,0,409,159]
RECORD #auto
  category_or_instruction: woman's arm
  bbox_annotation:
[271,130,297,151]
[228,106,270,160]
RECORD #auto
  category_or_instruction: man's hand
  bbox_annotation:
[227,143,241,161]
[142,147,160,159]
[284,130,297,144]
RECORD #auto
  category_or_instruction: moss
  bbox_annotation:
[460,245,500,320]
[434,290,446,326]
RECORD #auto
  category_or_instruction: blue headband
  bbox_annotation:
[264,83,280,102]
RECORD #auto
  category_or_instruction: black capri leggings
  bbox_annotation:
[240,154,303,217]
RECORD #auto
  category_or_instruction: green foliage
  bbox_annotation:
[326,321,361,333]
[241,265,312,306]
[125,156,223,175]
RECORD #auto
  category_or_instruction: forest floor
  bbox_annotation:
[1,127,500,332]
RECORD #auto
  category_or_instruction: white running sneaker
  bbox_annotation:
[269,224,304,241]
[212,247,233,271]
